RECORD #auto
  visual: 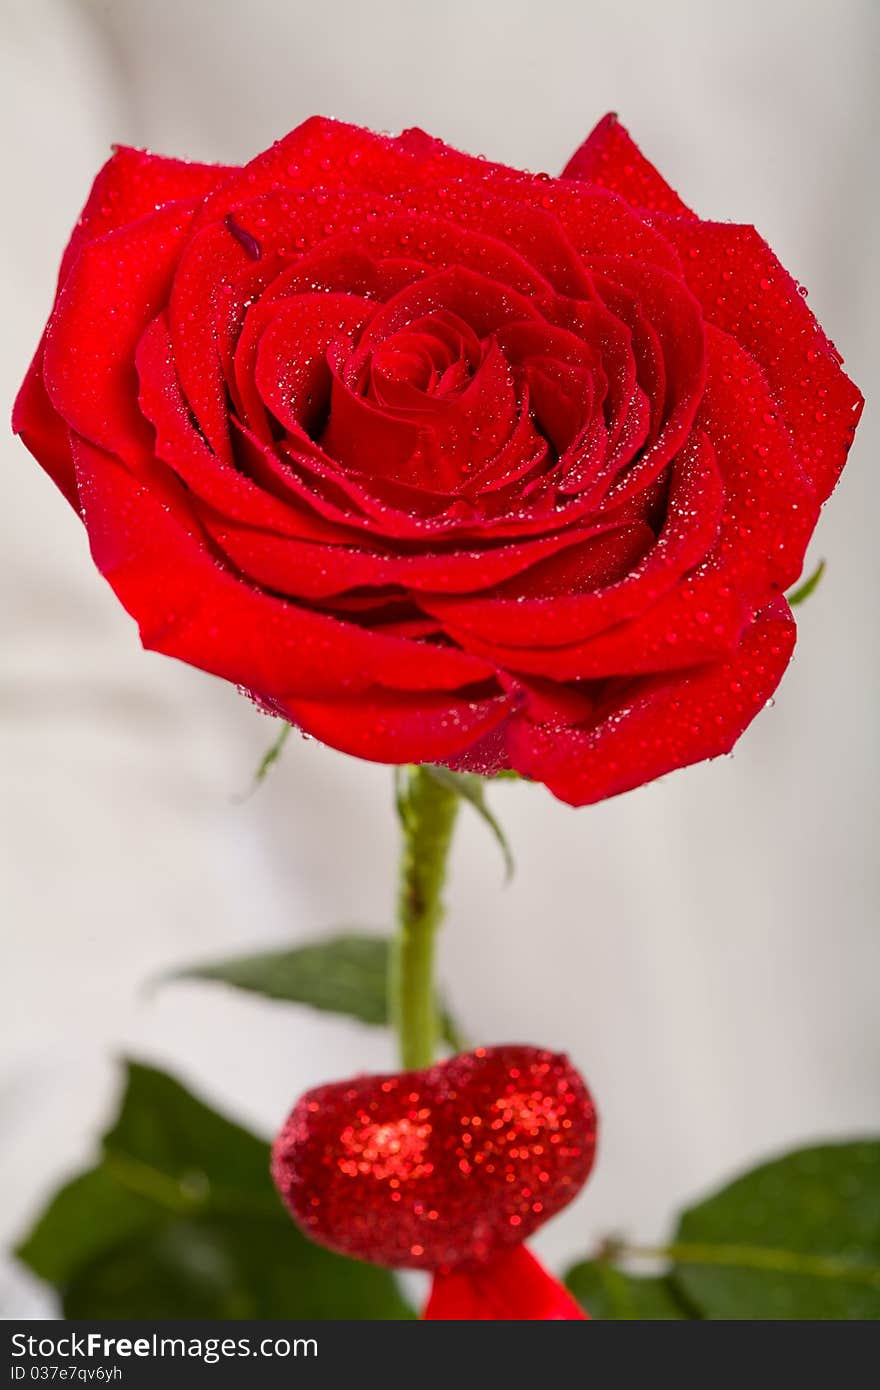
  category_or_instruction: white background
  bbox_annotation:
[2,0,878,1315]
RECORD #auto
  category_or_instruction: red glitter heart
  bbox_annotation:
[271,1045,597,1270]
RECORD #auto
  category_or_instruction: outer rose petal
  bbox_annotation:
[563,118,862,506]
[194,116,427,226]
[562,112,692,216]
[474,571,752,683]
[652,216,864,503]
[43,202,201,461]
[424,1246,587,1321]
[503,181,682,275]
[70,435,494,700]
[14,149,236,505]
[696,325,816,598]
[281,689,511,766]
[12,346,78,506]
[507,599,796,806]
[59,145,237,285]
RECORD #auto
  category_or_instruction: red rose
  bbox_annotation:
[14,115,862,805]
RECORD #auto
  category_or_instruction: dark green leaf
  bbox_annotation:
[16,1168,157,1288]
[566,1260,691,1319]
[17,1061,414,1320]
[63,1212,412,1320]
[166,932,462,1047]
[169,935,391,1026]
[423,765,514,879]
[103,1062,275,1202]
[671,1139,880,1319]
[788,558,826,606]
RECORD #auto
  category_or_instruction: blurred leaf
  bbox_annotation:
[169,935,389,1025]
[104,1062,275,1198]
[17,1061,414,1320]
[671,1139,880,1319]
[165,932,462,1047]
[788,558,826,606]
[423,765,514,879]
[568,1139,880,1320]
[249,720,292,792]
[234,720,292,800]
[17,1168,157,1288]
[566,1260,691,1319]
[62,1212,412,1320]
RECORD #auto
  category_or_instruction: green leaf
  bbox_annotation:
[250,720,292,789]
[164,932,463,1048]
[671,1139,880,1319]
[17,1061,414,1320]
[423,765,514,879]
[169,935,390,1025]
[566,1260,691,1319]
[17,1168,157,1288]
[788,558,826,606]
[62,1212,412,1320]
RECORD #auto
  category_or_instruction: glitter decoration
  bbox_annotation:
[271,1045,597,1270]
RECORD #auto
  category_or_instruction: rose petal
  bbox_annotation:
[71,434,494,699]
[484,572,750,682]
[12,344,78,506]
[43,202,200,460]
[561,112,692,216]
[206,512,616,600]
[254,293,373,435]
[421,432,723,646]
[137,314,352,543]
[167,221,276,459]
[507,598,795,806]
[282,688,510,765]
[65,146,235,271]
[698,324,816,599]
[654,215,864,502]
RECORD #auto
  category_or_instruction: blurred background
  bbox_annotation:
[2,0,878,1316]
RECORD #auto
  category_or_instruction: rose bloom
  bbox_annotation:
[14,115,862,805]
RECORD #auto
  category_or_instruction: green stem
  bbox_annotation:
[617,1241,880,1288]
[390,766,460,1070]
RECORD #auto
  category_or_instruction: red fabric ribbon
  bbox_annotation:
[425,1245,587,1321]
